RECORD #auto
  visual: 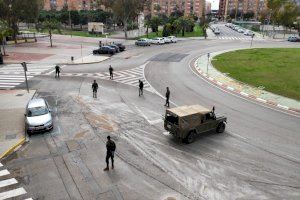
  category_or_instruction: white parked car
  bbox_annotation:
[168,36,177,43]
[25,98,53,136]
[237,29,244,33]
[151,37,165,45]
[163,37,172,43]
[244,30,255,36]
[214,28,221,34]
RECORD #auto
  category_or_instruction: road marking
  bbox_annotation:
[0,178,18,188]
[24,198,33,200]
[277,104,289,110]
[0,187,27,200]
[256,98,267,103]
[0,170,10,177]
[240,92,249,97]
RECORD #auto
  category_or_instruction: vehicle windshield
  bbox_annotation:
[27,106,48,117]
[166,113,179,125]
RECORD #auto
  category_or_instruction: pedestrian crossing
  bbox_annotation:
[0,64,54,89]
[217,36,264,41]
[0,162,32,200]
[57,64,154,92]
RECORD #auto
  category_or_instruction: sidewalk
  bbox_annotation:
[0,90,35,159]
[194,50,300,113]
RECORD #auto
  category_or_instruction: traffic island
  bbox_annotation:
[193,49,300,114]
[0,90,36,159]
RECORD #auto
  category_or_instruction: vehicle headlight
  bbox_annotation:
[45,120,52,127]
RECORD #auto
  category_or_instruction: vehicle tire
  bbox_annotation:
[216,122,226,133]
[185,130,196,144]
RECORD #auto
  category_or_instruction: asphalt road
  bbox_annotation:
[1,37,300,200]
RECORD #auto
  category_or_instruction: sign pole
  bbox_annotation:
[21,62,29,93]
[207,53,210,75]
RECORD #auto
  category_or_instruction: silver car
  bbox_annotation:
[25,98,53,136]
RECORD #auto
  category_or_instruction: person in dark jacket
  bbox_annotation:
[139,80,144,96]
[165,87,170,107]
[92,80,99,98]
[104,136,116,171]
[109,65,114,80]
[55,65,60,78]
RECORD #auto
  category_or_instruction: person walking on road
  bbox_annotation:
[139,80,144,96]
[92,80,99,98]
[104,136,116,171]
[109,65,114,80]
[55,65,61,78]
[165,87,170,107]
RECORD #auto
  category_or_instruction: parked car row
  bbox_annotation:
[135,36,177,46]
[287,36,300,42]
[93,43,126,55]
[225,23,255,36]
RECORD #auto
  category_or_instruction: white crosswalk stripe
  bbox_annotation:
[217,36,264,41]
[0,164,32,200]
[0,64,54,89]
[57,65,153,92]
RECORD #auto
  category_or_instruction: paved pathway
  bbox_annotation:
[0,162,33,200]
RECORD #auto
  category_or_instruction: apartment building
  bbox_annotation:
[43,0,105,11]
[150,0,206,18]
[218,0,268,20]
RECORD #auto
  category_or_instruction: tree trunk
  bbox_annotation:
[49,30,53,47]
[123,20,128,39]
[146,26,149,37]
[2,39,6,55]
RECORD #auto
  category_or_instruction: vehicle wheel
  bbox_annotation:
[185,130,196,144]
[216,122,226,133]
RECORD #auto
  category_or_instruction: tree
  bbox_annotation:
[279,1,298,37]
[150,16,162,35]
[103,0,149,39]
[202,23,208,39]
[42,19,61,47]
[0,20,12,56]
[170,6,183,18]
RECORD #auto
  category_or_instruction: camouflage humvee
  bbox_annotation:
[164,105,227,143]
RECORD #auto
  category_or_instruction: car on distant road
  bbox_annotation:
[287,36,300,42]
[108,44,120,53]
[163,37,172,43]
[115,43,126,51]
[214,28,221,34]
[164,105,227,143]
[135,38,151,46]
[25,98,53,136]
[168,36,177,43]
[151,37,165,44]
[244,30,255,36]
[93,46,116,55]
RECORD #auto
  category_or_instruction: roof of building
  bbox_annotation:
[167,105,211,117]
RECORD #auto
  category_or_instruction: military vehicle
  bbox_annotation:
[164,105,227,143]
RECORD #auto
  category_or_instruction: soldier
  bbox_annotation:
[109,65,114,80]
[92,80,99,98]
[165,87,170,107]
[55,65,60,78]
[104,136,116,171]
[139,80,144,96]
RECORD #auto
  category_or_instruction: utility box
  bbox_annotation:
[88,22,104,34]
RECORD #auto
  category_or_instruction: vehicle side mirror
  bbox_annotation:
[49,109,52,113]
[24,113,27,116]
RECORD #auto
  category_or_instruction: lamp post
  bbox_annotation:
[207,53,210,75]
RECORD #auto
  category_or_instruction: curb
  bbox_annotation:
[0,136,26,159]
[193,58,300,115]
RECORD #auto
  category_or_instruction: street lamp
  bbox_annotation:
[207,53,210,74]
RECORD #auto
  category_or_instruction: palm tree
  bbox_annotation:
[0,20,12,56]
[42,19,61,47]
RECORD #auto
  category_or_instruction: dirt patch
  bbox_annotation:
[85,112,118,132]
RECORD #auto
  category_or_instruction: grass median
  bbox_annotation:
[212,48,300,100]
